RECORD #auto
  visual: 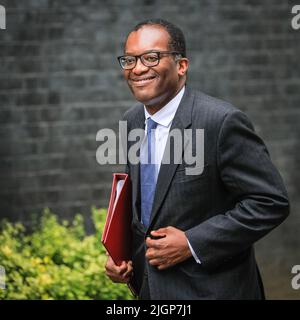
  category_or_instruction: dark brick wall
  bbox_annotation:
[0,0,299,299]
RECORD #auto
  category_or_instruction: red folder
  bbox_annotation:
[102,173,132,263]
[101,173,137,296]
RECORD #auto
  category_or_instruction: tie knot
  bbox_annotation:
[147,118,157,134]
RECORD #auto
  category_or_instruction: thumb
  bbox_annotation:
[151,228,168,236]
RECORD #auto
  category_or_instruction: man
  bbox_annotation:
[105,19,289,299]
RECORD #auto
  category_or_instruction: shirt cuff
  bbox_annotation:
[187,239,201,264]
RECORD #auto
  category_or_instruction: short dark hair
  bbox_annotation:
[127,19,187,58]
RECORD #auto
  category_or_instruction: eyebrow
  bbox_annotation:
[123,49,163,55]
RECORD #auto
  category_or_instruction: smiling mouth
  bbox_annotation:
[130,76,157,86]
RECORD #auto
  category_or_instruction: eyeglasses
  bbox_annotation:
[117,51,182,70]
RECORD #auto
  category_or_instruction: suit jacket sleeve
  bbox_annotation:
[185,110,290,270]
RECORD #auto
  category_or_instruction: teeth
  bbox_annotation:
[134,77,154,81]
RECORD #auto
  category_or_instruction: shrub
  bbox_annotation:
[0,207,133,300]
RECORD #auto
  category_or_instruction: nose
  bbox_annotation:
[132,57,149,75]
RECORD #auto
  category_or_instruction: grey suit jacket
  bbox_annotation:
[123,87,289,299]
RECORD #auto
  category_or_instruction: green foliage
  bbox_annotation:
[0,207,133,300]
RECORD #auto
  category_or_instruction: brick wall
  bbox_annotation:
[0,0,299,299]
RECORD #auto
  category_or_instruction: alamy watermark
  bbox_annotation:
[96,121,204,176]
[0,4,6,30]
[0,265,5,290]
[291,5,300,30]
[291,265,300,290]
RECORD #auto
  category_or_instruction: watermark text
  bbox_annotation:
[291,265,300,290]
[96,121,205,176]
[0,5,6,30]
[0,265,5,290]
[291,5,300,30]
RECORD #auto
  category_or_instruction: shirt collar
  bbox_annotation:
[144,86,185,128]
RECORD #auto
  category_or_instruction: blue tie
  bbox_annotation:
[140,118,158,227]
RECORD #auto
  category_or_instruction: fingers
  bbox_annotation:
[145,247,156,260]
[151,228,168,236]
[148,257,167,266]
[105,257,133,283]
[146,236,164,249]
[157,264,169,270]
[122,261,133,280]
[145,246,167,270]
[145,230,168,263]
[118,261,129,275]
[145,227,185,270]
[147,251,171,270]
[106,257,127,274]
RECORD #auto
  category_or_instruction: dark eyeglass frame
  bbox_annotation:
[117,50,182,70]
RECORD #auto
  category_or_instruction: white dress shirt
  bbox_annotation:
[140,86,201,264]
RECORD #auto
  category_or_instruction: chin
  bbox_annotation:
[135,96,154,106]
[131,89,155,104]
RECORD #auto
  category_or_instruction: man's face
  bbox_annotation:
[123,25,187,111]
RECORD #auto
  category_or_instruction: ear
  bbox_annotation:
[177,58,189,77]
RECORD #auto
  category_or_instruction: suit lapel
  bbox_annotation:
[148,87,195,230]
[128,105,145,225]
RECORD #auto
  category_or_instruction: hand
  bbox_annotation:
[145,226,192,270]
[105,255,133,283]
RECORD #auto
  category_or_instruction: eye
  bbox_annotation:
[143,53,159,63]
[122,56,136,65]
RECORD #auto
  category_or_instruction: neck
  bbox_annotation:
[145,83,185,115]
